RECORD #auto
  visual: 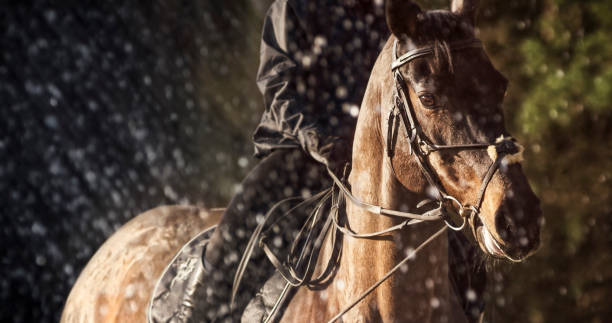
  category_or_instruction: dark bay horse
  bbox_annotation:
[62,1,542,322]
[281,0,542,322]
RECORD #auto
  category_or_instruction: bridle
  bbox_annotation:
[388,38,520,230]
[329,38,522,238]
[231,37,524,323]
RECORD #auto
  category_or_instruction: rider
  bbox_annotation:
[199,0,484,321]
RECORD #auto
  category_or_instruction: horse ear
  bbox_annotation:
[385,0,423,38]
[451,0,479,25]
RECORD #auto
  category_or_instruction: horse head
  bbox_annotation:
[380,0,543,262]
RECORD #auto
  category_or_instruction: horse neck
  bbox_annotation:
[333,38,455,321]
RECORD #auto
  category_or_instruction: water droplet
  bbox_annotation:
[466,288,477,302]
[238,157,249,168]
[430,297,440,308]
[336,279,346,290]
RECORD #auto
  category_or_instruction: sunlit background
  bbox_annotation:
[1,0,610,322]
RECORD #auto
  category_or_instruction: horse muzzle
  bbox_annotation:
[472,195,542,262]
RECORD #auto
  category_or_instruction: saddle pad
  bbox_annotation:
[147,226,216,323]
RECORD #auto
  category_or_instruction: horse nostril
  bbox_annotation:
[492,194,543,259]
[494,207,513,241]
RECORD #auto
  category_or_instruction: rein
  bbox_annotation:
[232,38,524,322]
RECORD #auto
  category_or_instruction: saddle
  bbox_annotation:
[147,224,296,322]
[147,188,337,323]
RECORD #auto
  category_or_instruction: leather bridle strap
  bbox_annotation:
[393,70,447,199]
[327,166,444,222]
[475,155,502,211]
[392,39,483,70]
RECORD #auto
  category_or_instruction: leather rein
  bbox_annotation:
[232,38,523,322]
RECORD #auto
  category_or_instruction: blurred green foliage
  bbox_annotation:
[472,1,612,322]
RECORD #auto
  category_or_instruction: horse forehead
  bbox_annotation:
[400,49,489,83]
[454,50,504,80]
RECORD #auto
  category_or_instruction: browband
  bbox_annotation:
[391,38,482,70]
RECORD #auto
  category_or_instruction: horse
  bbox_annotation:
[62,0,543,322]
[279,0,542,322]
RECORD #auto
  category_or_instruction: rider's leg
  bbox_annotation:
[196,148,330,321]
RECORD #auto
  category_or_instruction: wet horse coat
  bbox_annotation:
[279,1,542,322]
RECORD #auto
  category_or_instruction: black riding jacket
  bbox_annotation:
[253,0,388,163]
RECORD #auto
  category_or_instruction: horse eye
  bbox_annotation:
[419,94,436,107]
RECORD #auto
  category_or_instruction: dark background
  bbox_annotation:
[1,0,610,322]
